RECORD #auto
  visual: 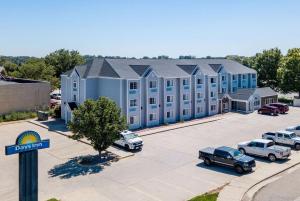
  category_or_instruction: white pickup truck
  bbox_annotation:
[114,130,143,150]
[286,125,300,136]
[262,130,300,150]
[238,139,291,162]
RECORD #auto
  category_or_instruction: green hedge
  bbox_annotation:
[0,111,37,123]
[278,97,293,105]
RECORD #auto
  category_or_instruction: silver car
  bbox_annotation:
[238,139,291,162]
[286,125,300,136]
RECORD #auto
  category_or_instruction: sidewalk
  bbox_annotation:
[217,150,300,201]
[136,113,226,136]
[28,118,134,159]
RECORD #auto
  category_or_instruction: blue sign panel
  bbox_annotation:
[5,130,50,155]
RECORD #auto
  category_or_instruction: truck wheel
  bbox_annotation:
[235,165,244,174]
[125,144,130,151]
[295,144,300,150]
[239,148,246,155]
[268,154,276,162]
[204,158,212,166]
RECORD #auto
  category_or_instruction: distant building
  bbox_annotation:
[61,58,277,130]
[0,77,50,114]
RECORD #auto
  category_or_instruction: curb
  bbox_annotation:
[139,118,223,137]
[242,161,300,201]
[217,159,300,201]
[27,120,135,160]
[0,118,37,126]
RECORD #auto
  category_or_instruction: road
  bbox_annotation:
[1,107,300,201]
[253,165,300,201]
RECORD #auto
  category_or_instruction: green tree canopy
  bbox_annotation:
[254,48,282,88]
[10,58,59,89]
[45,49,85,76]
[68,97,127,157]
[277,48,300,97]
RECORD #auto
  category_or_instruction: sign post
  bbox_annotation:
[5,130,50,201]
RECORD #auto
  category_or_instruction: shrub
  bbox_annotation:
[53,105,61,118]
[0,111,37,123]
[278,97,293,105]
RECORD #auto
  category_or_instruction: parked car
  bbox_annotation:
[268,103,289,114]
[198,146,256,174]
[286,125,300,136]
[114,130,143,150]
[262,130,300,150]
[238,139,291,162]
[51,93,61,100]
[257,105,280,116]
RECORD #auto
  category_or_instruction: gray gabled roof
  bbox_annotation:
[229,88,256,100]
[254,87,277,97]
[62,58,255,79]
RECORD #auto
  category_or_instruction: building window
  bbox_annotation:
[166,80,174,87]
[233,75,237,80]
[210,92,215,98]
[197,107,203,113]
[197,93,203,99]
[73,94,77,102]
[183,79,189,86]
[252,74,256,78]
[222,88,226,93]
[211,78,216,83]
[166,111,173,118]
[149,113,156,121]
[149,81,157,88]
[183,94,189,101]
[242,74,246,79]
[130,99,137,107]
[129,116,136,125]
[129,81,138,90]
[197,78,203,85]
[73,81,77,88]
[149,97,156,104]
[183,109,189,116]
[222,75,226,81]
[254,100,260,106]
[167,96,173,103]
[232,87,237,92]
[211,105,216,111]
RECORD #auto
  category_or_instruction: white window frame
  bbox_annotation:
[129,81,138,90]
[197,93,203,99]
[183,78,189,86]
[197,78,203,85]
[211,105,216,111]
[149,113,156,121]
[149,97,156,105]
[183,109,189,116]
[149,80,157,88]
[167,95,173,103]
[166,111,173,118]
[197,107,203,113]
[129,116,136,125]
[166,79,174,87]
[73,94,77,102]
[183,94,189,101]
[130,99,137,107]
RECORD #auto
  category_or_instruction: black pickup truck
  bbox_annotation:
[199,146,256,174]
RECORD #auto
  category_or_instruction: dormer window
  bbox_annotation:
[73,81,77,88]
[210,78,216,83]
[149,81,157,88]
[242,74,246,79]
[222,76,226,81]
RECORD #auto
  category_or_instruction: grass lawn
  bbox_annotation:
[188,192,219,201]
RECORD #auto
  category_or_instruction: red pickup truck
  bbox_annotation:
[258,105,280,116]
[268,103,289,114]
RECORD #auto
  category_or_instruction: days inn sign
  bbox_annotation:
[5,130,50,201]
[5,130,49,155]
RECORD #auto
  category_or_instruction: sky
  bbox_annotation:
[1,0,300,58]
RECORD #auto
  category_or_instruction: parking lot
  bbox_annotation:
[1,107,300,201]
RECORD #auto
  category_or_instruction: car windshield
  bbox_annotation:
[290,133,297,138]
[229,149,242,157]
[267,142,275,147]
[124,133,138,140]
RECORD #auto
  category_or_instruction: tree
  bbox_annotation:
[10,58,59,89]
[45,49,85,77]
[2,60,18,75]
[254,48,282,88]
[277,48,300,97]
[68,97,127,157]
